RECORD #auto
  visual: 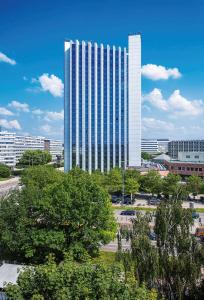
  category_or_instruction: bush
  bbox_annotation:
[0,163,11,178]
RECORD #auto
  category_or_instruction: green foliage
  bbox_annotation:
[141,152,153,161]
[105,167,122,193]
[5,256,157,300]
[125,177,140,202]
[0,163,11,178]
[118,197,204,299]
[139,170,162,196]
[162,173,182,198]
[18,150,52,167]
[187,175,203,197]
[0,166,116,263]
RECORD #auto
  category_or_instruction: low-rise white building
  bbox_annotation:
[0,131,16,167]
[0,131,63,167]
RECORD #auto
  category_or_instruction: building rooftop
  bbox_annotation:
[0,263,25,288]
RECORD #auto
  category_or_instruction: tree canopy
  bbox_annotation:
[5,255,157,300]
[0,163,11,178]
[117,196,204,300]
[18,150,52,167]
[0,166,116,263]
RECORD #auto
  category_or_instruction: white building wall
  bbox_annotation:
[128,34,141,167]
[0,132,16,167]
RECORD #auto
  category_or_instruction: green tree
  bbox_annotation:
[117,195,204,299]
[139,170,162,196]
[187,175,203,199]
[0,166,116,263]
[125,177,140,203]
[141,152,153,161]
[162,173,182,199]
[154,197,204,299]
[18,150,52,167]
[105,167,122,194]
[0,163,11,178]
[6,256,157,300]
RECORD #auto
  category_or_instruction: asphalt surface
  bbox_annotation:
[102,210,204,252]
[0,177,20,197]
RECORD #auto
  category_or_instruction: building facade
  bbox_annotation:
[0,131,63,167]
[168,140,204,159]
[44,139,63,160]
[64,34,141,172]
[157,139,169,153]
[141,139,158,154]
[0,131,16,167]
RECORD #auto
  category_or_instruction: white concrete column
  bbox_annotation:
[82,41,86,170]
[113,46,116,168]
[94,43,98,170]
[128,34,141,167]
[124,48,127,168]
[64,41,72,172]
[107,45,110,172]
[118,47,121,168]
[88,42,92,173]
[75,40,79,166]
[100,45,104,172]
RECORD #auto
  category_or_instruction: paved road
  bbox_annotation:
[102,210,204,252]
[0,177,20,197]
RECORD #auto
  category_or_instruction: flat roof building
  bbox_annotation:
[64,34,141,172]
[168,140,204,159]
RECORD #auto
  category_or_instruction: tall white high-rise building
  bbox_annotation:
[64,34,141,172]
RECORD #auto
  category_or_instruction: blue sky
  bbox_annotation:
[1,0,204,140]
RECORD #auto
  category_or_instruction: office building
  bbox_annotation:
[0,131,63,167]
[64,34,141,172]
[141,138,169,155]
[141,139,158,154]
[168,140,204,159]
[44,139,63,160]
[157,139,169,153]
[15,135,45,163]
[0,131,16,167]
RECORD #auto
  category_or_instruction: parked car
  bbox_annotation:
[148,198,160,206]
[149,232,157,241]
[195,227,204,237]
[111,195,121,204]
[192,211,199,219]
[120,210,136,216]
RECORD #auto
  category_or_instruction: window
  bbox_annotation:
[195,155,199,159]
[186,155,190,159]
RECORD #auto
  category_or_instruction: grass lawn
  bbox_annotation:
[0,177,10,181]
[112,205,155,212]
[91,251,117,265]
[112,205,204,213]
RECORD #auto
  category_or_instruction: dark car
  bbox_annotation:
[120,210,136,216]
[111,195,121,204]
[192,212,199,219]
[149,232,157,241]
[148,198,160,205]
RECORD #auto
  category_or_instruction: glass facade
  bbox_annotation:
[64,36,141,172]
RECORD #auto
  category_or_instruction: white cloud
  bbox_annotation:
[0,119,21,130]
[0,52,16,65]
[44,110,64,121]
[0,107,14,116]
[143,89,168,111]
[41,124,52,134]
[142,64,181,80]
[32,109,44,115]
[143,88,204,116]
[8,100,30,112]
[142,117,175,131]
[38,73,64,97]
